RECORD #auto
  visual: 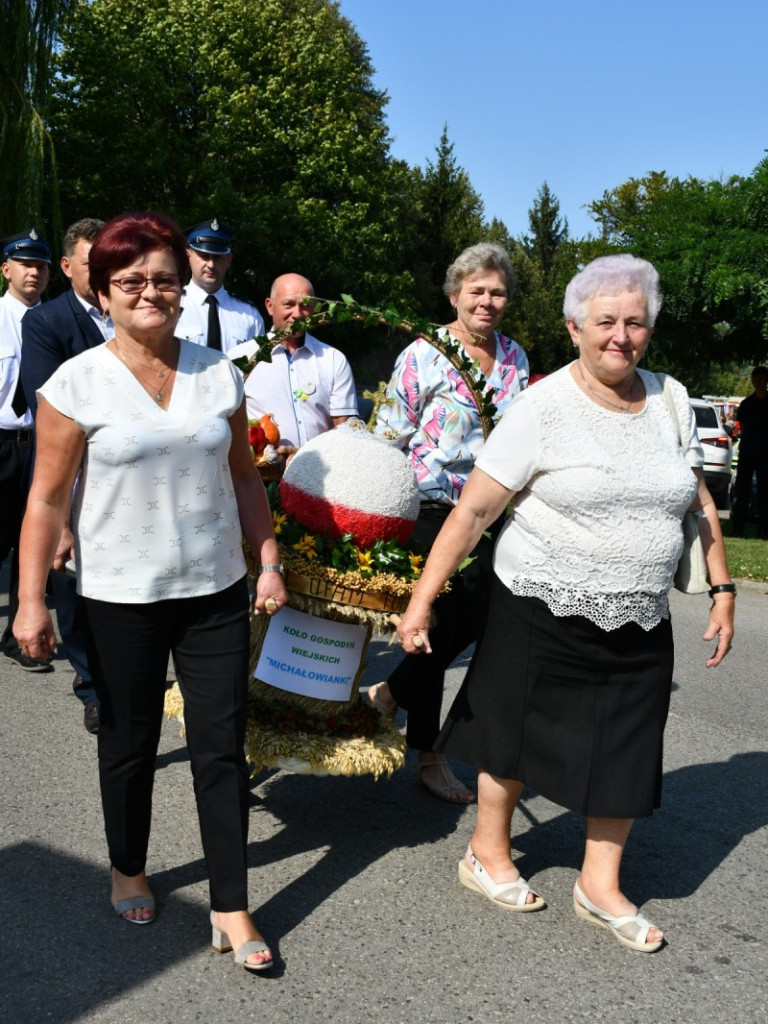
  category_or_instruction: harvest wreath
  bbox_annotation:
[233,294,499,438]
[165,296,496,778]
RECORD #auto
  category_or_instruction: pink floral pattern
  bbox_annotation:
[375,332,529,504]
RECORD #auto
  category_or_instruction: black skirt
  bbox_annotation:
[435,577,674,818]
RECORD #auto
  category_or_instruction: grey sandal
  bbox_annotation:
[112,894,156,925]
[211,911,273,973]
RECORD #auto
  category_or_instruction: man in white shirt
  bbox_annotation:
[0,228,51,672]
[228,273,358,448]
[175,218,264,353]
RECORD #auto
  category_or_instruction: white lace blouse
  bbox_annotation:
[476,365,704,631]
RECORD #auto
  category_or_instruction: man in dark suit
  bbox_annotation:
[21,218,109,734]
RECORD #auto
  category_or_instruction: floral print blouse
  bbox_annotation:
[374,332,529,504]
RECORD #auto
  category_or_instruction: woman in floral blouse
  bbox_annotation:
[371,243,528,802]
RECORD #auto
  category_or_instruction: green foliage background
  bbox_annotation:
[4,0,768,392]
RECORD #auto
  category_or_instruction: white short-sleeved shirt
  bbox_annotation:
[39,341,247,603]
[228,333,358,447]
[176,279,265,353]
[0,291,36,429]
[476,366,704,631]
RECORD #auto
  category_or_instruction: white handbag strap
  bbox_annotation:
[657,372,688,450]
[658,373,703,518]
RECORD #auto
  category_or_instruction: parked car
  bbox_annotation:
[690,398,733,509]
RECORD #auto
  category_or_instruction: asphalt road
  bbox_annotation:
[1,569,766,1024]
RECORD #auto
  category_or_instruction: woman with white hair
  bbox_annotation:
[395,254,734,951]
[372,242,529,802]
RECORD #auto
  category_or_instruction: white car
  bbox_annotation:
[690,398,733,509]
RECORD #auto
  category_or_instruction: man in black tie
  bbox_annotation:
[21,218,108,729]
[175,218,264,352]
[0,228,51,671]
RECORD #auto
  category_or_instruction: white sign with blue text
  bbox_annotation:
[255,606,365,702]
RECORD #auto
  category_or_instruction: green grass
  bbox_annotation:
[722,525,768,583]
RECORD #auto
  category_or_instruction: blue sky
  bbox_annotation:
[338,0,768,239]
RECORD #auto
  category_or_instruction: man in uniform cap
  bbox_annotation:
[0,228,52,671]
[175,218,264,353]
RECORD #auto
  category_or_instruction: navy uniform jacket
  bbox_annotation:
[21,288,104,417]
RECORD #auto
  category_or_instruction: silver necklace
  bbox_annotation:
[113,339,177,403]
[576,360,638,413]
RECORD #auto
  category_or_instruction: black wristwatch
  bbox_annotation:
[708,583,736,598]
[259,563,284,575]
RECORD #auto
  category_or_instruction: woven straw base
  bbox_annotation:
[163,567,408,779]
[164,682,405,779]
[285,570,409,614]
[244,714,405,779]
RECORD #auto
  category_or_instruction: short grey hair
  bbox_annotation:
[563,254,662,328]
[443,242,515,300]
[62,218,105,257]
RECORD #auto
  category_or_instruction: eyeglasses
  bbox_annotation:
[110,274,181,294]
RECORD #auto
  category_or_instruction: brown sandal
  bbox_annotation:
[418,758,475,803]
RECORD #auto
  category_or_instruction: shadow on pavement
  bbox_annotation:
[511,751,768,904]
[0,759,468,1017]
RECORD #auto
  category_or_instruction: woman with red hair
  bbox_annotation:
[15,211,285,972]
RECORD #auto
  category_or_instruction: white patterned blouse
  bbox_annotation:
[38,341,247,603]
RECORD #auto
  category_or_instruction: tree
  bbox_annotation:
[0,0,75,241]
[587,166,768,390]
[522,182,568,275]
[409,126,486,321]
[51,0,412,305]
[500,184,576,374]
[587,171,672,245]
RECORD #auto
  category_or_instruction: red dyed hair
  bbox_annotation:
[89,211,190,297]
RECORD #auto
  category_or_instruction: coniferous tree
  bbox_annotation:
[505,183,575,373]
[411,125,486,320]
[522,182,569,276]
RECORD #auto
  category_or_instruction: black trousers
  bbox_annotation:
[0,437,32,650]
[83,578,252,911]
[731,449,768,537]
[387,503,502,750]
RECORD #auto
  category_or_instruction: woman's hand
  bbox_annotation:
[253,571,288,617]
[702,593,735,667]
[396,600,432,653]
[12,601,58,662]
[690,469,735,667]
[395,470,513,654]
